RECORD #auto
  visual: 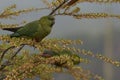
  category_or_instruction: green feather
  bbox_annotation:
[10,15,55,42]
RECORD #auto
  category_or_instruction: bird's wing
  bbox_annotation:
[2,27,22,32]
[11,20,40,37]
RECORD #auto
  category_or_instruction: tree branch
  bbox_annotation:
[0,44,25,71]
[0,44,25,79]
[10,44,25,60]
[49,0,69,15]
[0,46,15,62]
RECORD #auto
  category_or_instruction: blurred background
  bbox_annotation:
[0,0,120,80]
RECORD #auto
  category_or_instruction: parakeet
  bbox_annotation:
[3,15,55,42]
[41,49,80,66]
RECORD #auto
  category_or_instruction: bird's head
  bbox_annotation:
[39,15,55,27]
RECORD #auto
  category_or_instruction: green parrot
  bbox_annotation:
[41,49,80,66]
[3,15,55,42]
[2,0,70,42]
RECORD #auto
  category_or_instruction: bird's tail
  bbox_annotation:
[2,27,21,32]
[10,33,20,38]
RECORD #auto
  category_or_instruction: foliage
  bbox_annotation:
[0,0,120,80]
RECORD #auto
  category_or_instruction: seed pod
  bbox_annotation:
[71,7,80,14]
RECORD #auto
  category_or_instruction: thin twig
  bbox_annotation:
[10,44,25,60]
[0,61,12,71]
[54,12,120,19]
[0,44,25,70]
[0,46,15,71]
[0,46,15,62]
[49,0,69,15]
[0,44,25,80]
